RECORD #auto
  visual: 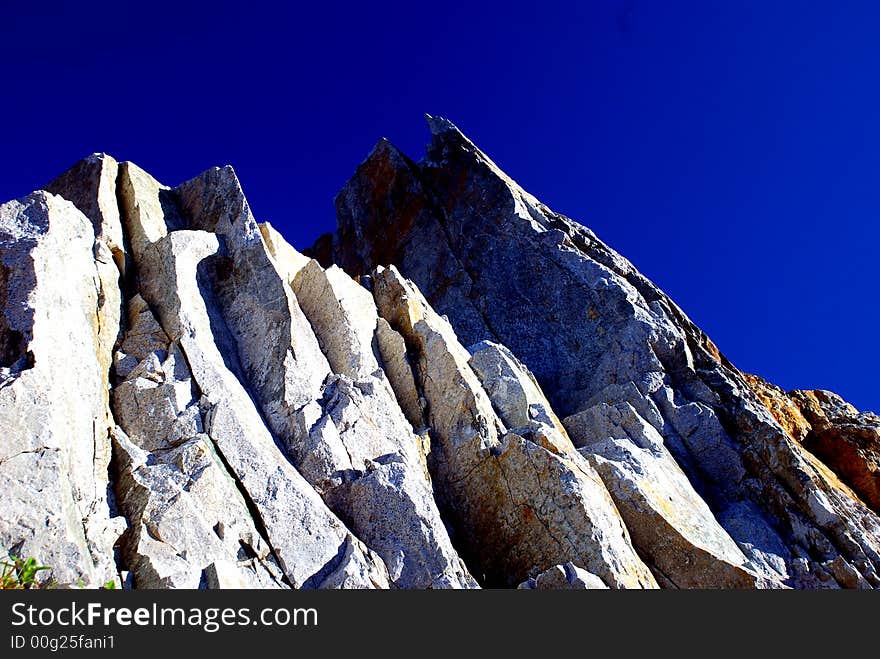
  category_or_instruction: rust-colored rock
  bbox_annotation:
[742,374,813,443]
[746,374,880,515]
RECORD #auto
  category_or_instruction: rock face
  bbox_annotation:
[745,375,880,516]
[315,115,880,589]
[1,117,879,589]
[0,186,125,588]
[110,296,284,588]
[372,265,656,588]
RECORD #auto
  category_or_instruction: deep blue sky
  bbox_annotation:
[2,2,878,411]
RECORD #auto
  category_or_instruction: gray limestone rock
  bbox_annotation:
[174,166,330,439]
[4,119,880,590]
[110,299,285,589]
[0,192,124,588]
[323,115,880,588]
[118,161,184,263]
[468,340,577,458]
[113,428,284,589]
[286,245,476,588]
[115,167,387,587]
[570,405,766,588]
[172,168,473,588]
[375,317,423,429]
[125,216,388,588]
[372,265,657,588]
[518,562,608,590]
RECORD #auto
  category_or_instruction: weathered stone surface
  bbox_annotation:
[129,225,388,588]
[0,192,124,587]
[747,375,880,515]
[174,166,331,452]
[173,170,473,588]
[289,372,477,589]
[290,261,420,470]
[323,454,477,588]
[376,317,423,429]
[44,155,134,583]
[324,115,880,588]
[289,251,475,588]
[113,427,284,589]
[110,297,285,589]
[4,121,880,590]
[825,554,872,589]
[113,345,201,454]
[115,164,394,588]
[518,562,608,589]
[203,560,253,589]
[259,221,311,284]
[293,260,381,380]
[118,161,185,263]
[113,294,170,379]
[44,153,125,274]
[372,265,656,588]
[566,402,766,588]
[468,340,575,457]
[792,390,880,514]
[743,374,813,444]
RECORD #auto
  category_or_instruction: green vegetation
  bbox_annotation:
[0,555,122,590]
[0,555,50,589]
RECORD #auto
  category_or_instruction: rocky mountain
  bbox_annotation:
[1,117,878,589]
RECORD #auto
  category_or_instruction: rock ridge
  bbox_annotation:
[0,118,877,589]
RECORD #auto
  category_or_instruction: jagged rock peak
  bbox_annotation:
[1,116,879,589]
[318,116,880,589]
[424,113,458,135]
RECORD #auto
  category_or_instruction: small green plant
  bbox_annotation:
[0,555,50,589]
[101,580,117,590]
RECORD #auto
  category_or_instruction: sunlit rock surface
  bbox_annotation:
[1,117,878,588]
